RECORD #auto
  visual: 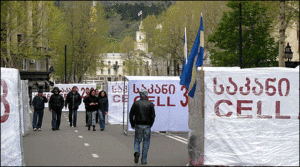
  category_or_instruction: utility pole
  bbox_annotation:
[278,0,286,67]
[239,2,242,68]
[65,45,67,83]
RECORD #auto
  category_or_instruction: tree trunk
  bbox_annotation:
[278,0,286,67]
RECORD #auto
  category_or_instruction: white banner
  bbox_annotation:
[127,76,189,132]
[204,68,299,166]
[32,84,96,111]
[107,81,128,124]
[1,68,23,166]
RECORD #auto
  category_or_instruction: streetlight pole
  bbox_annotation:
[239,1,242,68]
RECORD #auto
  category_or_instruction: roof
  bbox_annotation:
[125,76,180,81]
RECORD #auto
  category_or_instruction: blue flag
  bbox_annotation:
[180,15,204,98]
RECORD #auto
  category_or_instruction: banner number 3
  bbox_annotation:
[1,80,10,123]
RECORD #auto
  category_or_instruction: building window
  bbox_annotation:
[123,61,125,66]
[107,77,111,81]
[101,60,104,66]
[108,69,111,74]
[22,59,27,70]
[101,69,103,74]
[139,36,142,40]
[108,61,111,66]
[114,77,118,81]
[99,77,104,81]
[36,60,40,71]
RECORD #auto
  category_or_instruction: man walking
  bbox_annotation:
[32,90,48,131]
[129,89,156,165]
[49,87,64,131]
[65,86,82,127]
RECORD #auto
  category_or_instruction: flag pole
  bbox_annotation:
[200,13,205,118]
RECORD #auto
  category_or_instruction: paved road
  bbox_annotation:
[24,108,189,166]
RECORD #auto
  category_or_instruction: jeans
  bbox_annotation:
[87,111,97,126]
[98,110,105,130]
[134,125,151,163]
[69,109,77,126]
[52,109,62,129]
[33,109,44,129]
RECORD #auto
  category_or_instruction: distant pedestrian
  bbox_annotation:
[129,89,156,165]
[83,90,99,131]
[95,89,99,124]
[32,90,48,131]
[49,87,64,131]
[65,86,82,127]
[98,90,109,131]
[84,90,90,126]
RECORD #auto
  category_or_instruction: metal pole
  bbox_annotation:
[239,2,242,68]
[65,45,67,83]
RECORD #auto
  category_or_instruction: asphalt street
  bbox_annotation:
[23,108,189,166]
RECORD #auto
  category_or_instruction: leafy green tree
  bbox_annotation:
[50,2,108,83]
[208,1,278,68]
[1,1,63,68]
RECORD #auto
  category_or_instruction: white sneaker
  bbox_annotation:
[38,128,41,131]
[33,128,37,131]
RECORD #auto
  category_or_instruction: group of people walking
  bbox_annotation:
[32,86,155,165]
[31,86,108,132]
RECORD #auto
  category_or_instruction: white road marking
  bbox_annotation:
[91,154,99,158]
[169,134,188,142]
[157,132,188,144]
[78,136,83,138]
[84,143,90,146]
[74,130,78,133]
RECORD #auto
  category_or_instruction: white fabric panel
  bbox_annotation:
[203,68,299,166]
[1,68,23,166]
[127,77,189,132]
[107,81,128,124]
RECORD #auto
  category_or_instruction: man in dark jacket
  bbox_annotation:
[129,89,155,165]
[32,90,48,131]
[49,87,64,131]
[65,86,82,127]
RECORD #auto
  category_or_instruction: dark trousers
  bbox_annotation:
[69,109,77,126]
[33,109,44,129]
[52,109,62,129]
[85,110,88,125]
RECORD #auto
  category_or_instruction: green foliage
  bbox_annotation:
[208,1,278,68]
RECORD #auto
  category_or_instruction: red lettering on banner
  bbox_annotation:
[142,84,147,91]
[180,85,188,107]
[239,77,251,95]
[213,77,224,95]
[265,78,276,96]
[167,96,175,106]
[47,94,50,100]
[157,96,165,106]
[275,101,290,119]
[162,84,168,94]
[237,100,253,118]
[1,80,10,123]
[257,101,272,118]
[155,84,161,94]
[252,78,263,96]
[133,84,139,93]
[278,78,290,96]
[134,96,140,102]
[169,84,176,94]
[122,95,128,102]
[113,95,120,102]
[148,84,154,94]
[81,87,86,98]
[214,100,233,117]
[226,77,237,95]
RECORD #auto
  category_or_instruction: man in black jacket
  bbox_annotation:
[65,86,82,127]
[129,88,155,165]
[49,87,64,131]
[32,90,48,131]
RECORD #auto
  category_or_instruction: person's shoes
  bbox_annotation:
[74,125,76,127]
[141,162,147,165]
[93,126,96,131]
[33,128,37,131]
[38,128,41,131]
[85,124,88,127]
[70,124,72,127]
[100,129,104,131]
[52,128,56,131]
[88,126,90,131]
[56,127,60,130]
[134,152,140,163]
